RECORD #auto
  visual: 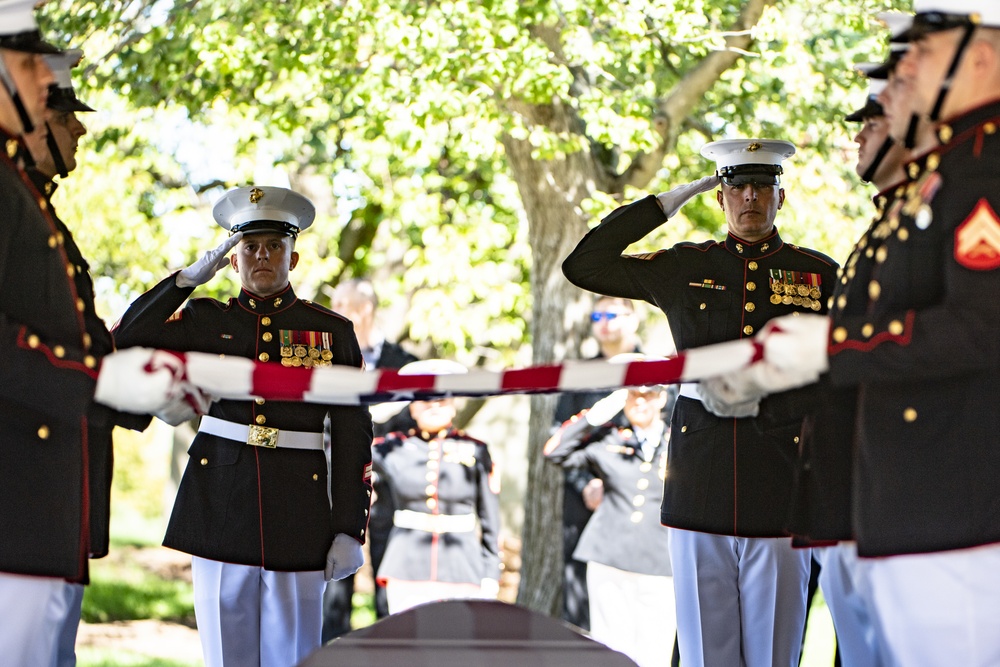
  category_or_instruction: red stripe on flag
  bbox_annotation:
[501,365,563,392]
[252,363,314,400]
[375,370,437,392]
[621,358,686,387]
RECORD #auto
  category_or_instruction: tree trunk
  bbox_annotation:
[502,99,604,615]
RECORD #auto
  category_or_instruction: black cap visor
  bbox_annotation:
[0,30,62,55]
[719,164,782,187]
[47,86,94,113]
[230,219,299,237]
[898,12,977,42]
[846,98,885,123]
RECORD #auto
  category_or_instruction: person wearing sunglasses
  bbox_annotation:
[563,139,837,667]
[551,295,642,634]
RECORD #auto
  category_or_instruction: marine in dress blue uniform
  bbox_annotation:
[372,359,502,613]
[714,5,1000,664]
[787,50,912,667]
[563,139,838,667]
[113,186,373,667]
[0,7,187,663]
[545,381,674,667]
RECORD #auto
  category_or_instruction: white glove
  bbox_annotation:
[154,387,218,426]
[700,374,763,418]
[176,233,243,288]
[757,314,831,376]
[584,388,628,426]
[325,533,364,581]
[656,174,720,219]
[95,348,187,414]
[480,578,500,599]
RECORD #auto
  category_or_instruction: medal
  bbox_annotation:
[770,294,782,305]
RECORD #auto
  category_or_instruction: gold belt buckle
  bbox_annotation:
[247,425,279,448]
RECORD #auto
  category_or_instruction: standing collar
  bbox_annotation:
[236,283,297,314]
[723,227,784,258]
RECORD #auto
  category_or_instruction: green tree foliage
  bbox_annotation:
[43,0,909,613]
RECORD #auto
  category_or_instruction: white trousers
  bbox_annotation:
[384,578,487,615]
[0,572,71,667]
[668,528,810,667]
[587,561,675,667]
[867,542,1000,667]
[191,557,326,667]
[55,582,85,667]
[814,543,890,667]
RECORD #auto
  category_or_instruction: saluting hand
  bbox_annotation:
[176,232,243,288]
[656,174,720,219]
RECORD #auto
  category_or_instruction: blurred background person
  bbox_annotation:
[545,363,676,667]
[322,277,417,640]
[551,295,642,631]
[372,359,501,614]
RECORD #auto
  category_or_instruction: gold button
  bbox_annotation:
[77,298,85,312]
[986,122,997,135]
[630,511,643,523]
[745,302,756,313]
[833,327,848,343]
[84,356,96,369]
[747,282,756,291]
[427,459,439,469]
[364,508,369,516]
[48,235,58,248]
[637,478,649,490]
[67,265,75,278]
[6,138,17,158]
[888,320,904,335]
[27,335,39,348]
[425,485,437,496]
[255,398,265,405]
[360,529,365,537]
[938,125,953,143]
[262,332,273,342]
[262,316,272,326]
[426,498,437,510]
[37,425,49,440]
[428,450,440,460]
[632,495,645,507]
[846,266,856,280]
[313,474,319,481]
[903,408,917,423]
[200,458,209,465]
[743,325,754,335]
[426,471,438,482]
[38,198,47,211]
[793,436,800,444]
[827,297,834,310]
[837,267,844,279]
[898,228,909,242]
[869,281,881,301]
[258,352,269,362]
[699,303,707,310]
[255,415,266,425]
[837,295,847,309]
[639,462,652,473]
[83,333,91,348]
[927,153,941,171]
[748,261,758,271]
[908,163,920,179]
[876,246,888,263]
[367,489,372,497]
[865,248,874,258]
[861,324,874,338]
[681,425,688,433]
[53,345,65,358]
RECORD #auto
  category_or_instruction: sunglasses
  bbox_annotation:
[591,311,627,322]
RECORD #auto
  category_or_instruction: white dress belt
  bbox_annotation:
[197,415,324,451]
[678,382,703,402]
[393,509,477,534]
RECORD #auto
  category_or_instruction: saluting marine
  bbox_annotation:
[372,359,502,615]
[113,185,373,667]
[563,139,838,667]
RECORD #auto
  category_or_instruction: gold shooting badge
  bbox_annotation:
[279,329,294,357]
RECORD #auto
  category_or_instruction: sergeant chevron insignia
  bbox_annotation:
[955,198,1000,271]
